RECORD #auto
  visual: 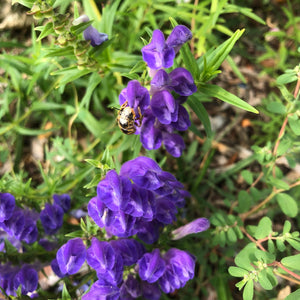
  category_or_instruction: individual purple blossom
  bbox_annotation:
[166,25,192,53]
[0,193,15,222]
[141,281,161,300]
[110,239,145,266]
[53,194,71,213]
[86,238,123,286]
[55,238,86,276]
[120,275,142,299]
[14,265,38,295]
[171,218,210,240]
[136,220,163,245]
[119,80,150,116]
[82,279,120,300]
[138,249,166,283]
[141,29,175,70]
[159,248,196,293]
[51,258,66,278]
[73,15,108,47]
[40,203,64,235]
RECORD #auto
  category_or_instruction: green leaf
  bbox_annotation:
[286,239,300,251]
[44,46,75,58]
[70,20,93,35]
[199,84,258,114]
[283,220,291,234]
[12,0,35,8]
[276,238,286,252]
[198,29,245,82]
[266,102,287,114]
[243,279,254,300]
[281,254,300,271]
[285,288,300,300]
[253,217,272,239]
[80,72,102,108]
[65,230,83,238]
[62,284,71,300]
[258,270,273,290]
[276,193,298,218]
[276,137,292,156]
[227,228,237,243]
[241,170,253,185]
[276,73,298,85]
[188,94,212,137]
[235,244,256,271]
[228,266,248,277]
[14,126,55,136]
[268,177,290,190]
[36,22,55,41]
[288,114,300,136]
[180,43,200,80]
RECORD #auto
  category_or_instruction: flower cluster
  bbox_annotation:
[88,156,189,244]
[119,25,196,157]
[0,192,71,297]
[51,157,209,299]
[0,264,38,297]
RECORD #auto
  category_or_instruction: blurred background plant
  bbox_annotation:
[0,0,299,299]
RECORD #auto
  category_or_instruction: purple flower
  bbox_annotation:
[162,131,186,157]
[83,26,108,47]
[172,218,210,240]
[166,25,192,54]
[120,275,142,299]
[119,80,150,116]
[138,249,166,283]
[51,258,66,278]
[39,238,58,251]
[0,193,15,222]
[40,203,64,235]
[82,279,120,300]
[150,68,197,96]
[110,239,145,266]
[0,208,24,237]
[141,29,175,69]
[53,194,71,213]
[159,248,196,293]
[14,265,38,295]
[141,281,161,300]
[56,238,86,275]
[97,170,132,212]
[16,216,38,244]
[136,220,162,244]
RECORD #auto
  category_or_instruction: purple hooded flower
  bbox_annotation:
[84,26,108,47]
[0,208,25,237]
[162,131,186,157]
[159,248,196,293]
[120,275,142,299]
[166,25,192,53]
[14,265,38,295]
[40,203,64,235]
[172,218,210,240]
[53,194,71,213]
[138,249,166,283]
[136,220,162,244]
[97,170,132,212]
[82,279,120,300]
[141,29,175,70]
[119,80,150,116]
[51,258,66,278]
[0,193,15,222]
[110,239,145,266]
[16,216,38,244]
[56,238,86,275]
[154,197,177,224]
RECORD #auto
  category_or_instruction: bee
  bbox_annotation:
[117,101,143,135]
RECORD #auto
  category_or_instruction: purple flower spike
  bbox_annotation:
[14,265,38,295]
[138,248,166,283]
[119,80,150,115]
[56,238,86,275]
[166,25,192,53]
[172,218,210,240]
[83,26,108,47]
[159,248,196,293]
[142,29,175,70]
[151,90,178,124]
[0,193,15,222]
[82,280,120,300]
[53,194,71,213]
[97,170,132,212]
[40,203,64,235]
[169,68,197,96]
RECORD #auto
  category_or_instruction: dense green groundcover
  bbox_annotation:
[0,0,299,299]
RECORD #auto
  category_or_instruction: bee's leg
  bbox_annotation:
[120,100,128,109]
[137,106,143,127]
